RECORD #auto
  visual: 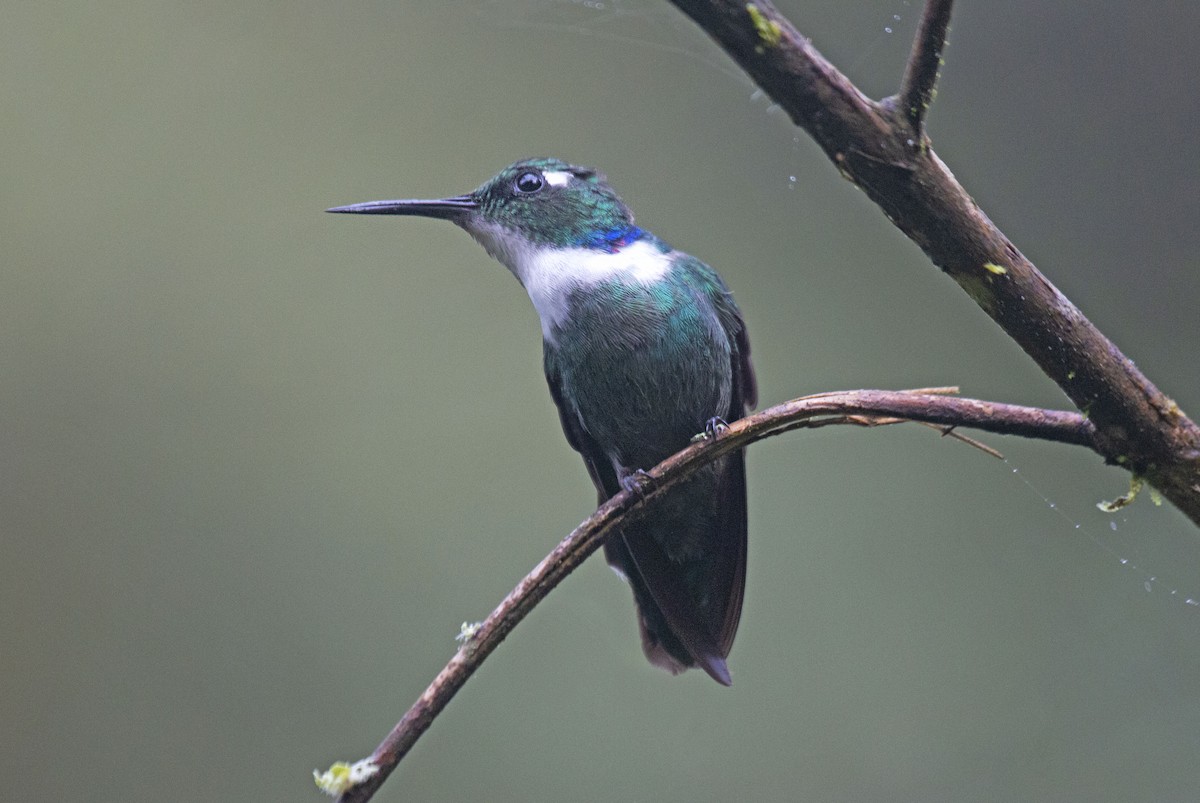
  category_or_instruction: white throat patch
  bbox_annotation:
[464,221,672,340]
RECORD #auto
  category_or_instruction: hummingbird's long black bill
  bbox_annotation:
[325,195,478,219]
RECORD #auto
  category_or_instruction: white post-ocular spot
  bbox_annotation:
[543,170,573,187]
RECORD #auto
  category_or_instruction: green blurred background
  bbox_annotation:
[4,1,1200,800]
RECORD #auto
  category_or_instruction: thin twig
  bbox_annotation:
[326,389,1094,802]
[897,0,954,133]
[921,422,1004,459]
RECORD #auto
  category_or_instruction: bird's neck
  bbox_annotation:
[464,221,675,341]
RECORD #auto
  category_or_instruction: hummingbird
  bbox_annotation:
[328,158,756,685]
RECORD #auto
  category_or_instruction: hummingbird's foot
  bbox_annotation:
[620,468,655,497]
[691,417,729,443]
[704,416,730,439]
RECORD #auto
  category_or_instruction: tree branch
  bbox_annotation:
[896,0,954,133]
[662,0,1200,524]
[324,389,1095,802]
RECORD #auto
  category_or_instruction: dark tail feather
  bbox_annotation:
[619,525,734,686]
[713,450,749,656]
[604,535,692,673]
[604,452,748,685]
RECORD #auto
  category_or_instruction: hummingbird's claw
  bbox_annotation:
[620,468,655,497]
[704,416,730,439]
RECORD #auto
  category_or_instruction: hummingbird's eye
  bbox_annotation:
[515,172,544,194]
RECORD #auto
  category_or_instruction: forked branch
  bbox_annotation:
[661,0,1200,522]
